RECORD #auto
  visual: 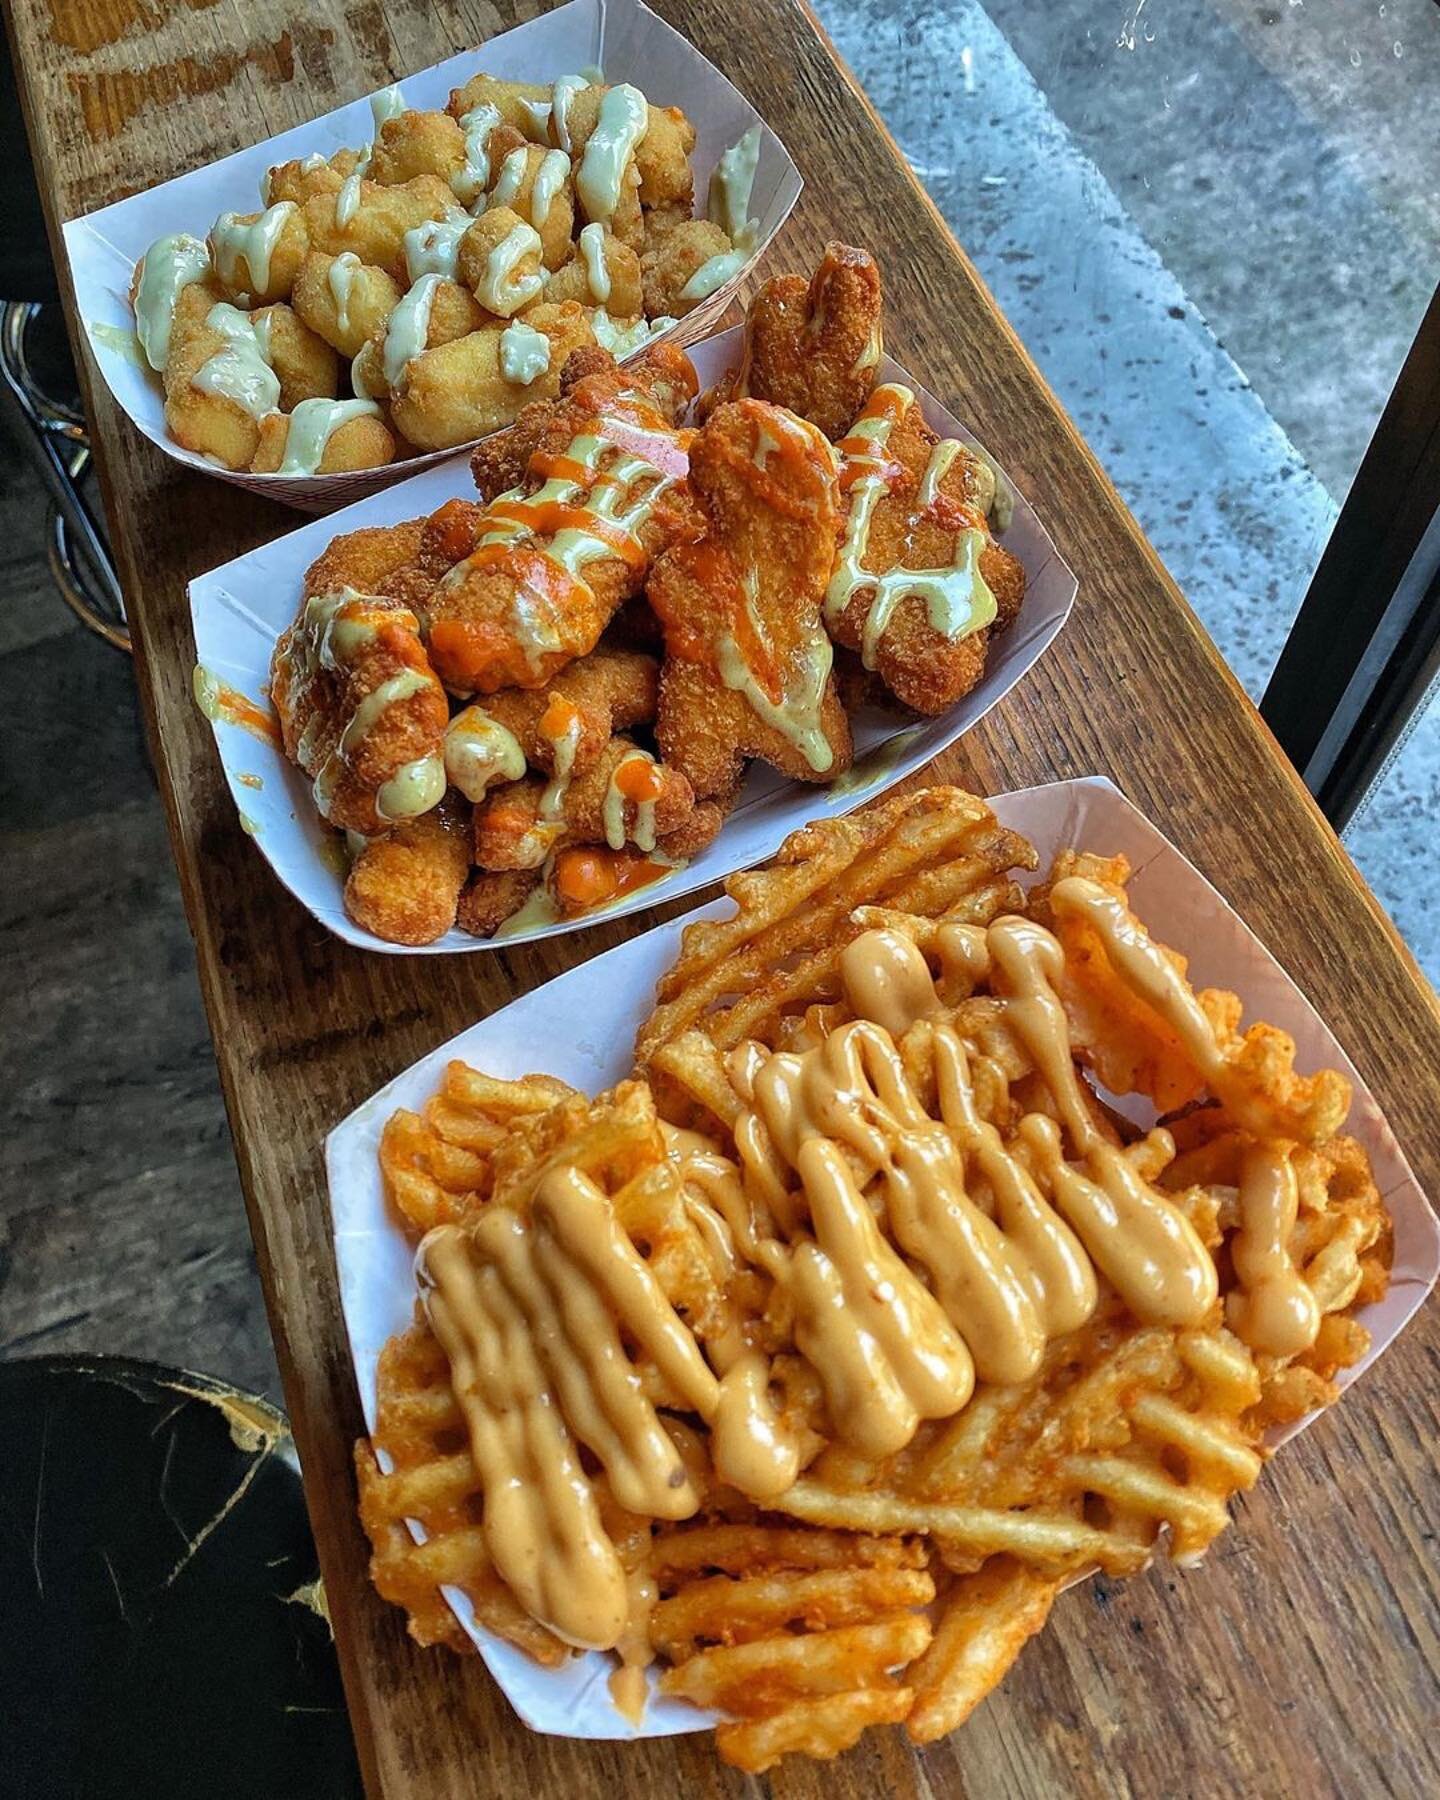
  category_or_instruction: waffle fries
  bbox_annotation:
[355,786,1391,1770]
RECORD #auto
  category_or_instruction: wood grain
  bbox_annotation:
[5,1,1438,1793]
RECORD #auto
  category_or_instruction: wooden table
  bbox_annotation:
[7,2,1438,1793]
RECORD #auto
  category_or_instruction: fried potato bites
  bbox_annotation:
[354,788,1391,1769]
[650,397,852,797]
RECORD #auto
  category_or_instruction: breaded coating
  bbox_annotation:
[825,383,1025,715]
[343,797,472,946]
[291,250,401,358]
[389,301,594,453]
[447,73,553,140]
[249,302,338,407]
[249,404,396,475]
[455,207,546,316]
[633,105,696,210]
[264,149,362,207]
[302,518,427,601]
[369,110,468,191]
[650,398,851,798]
[425,347,700,693]
[271,588,449,836]
[163,280,272,470]
[552,87,645,248]
[544,229,643,317]
[641,218,731,319]
[653,765,743,858]
[207,202,310,305]
[470,648,659,779]
[303,175,457,283]
[706,242,884,440]
[486,143,576,269]
[456,865,541,937]
[473,734,696,870]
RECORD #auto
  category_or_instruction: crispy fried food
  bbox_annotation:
[705,243,884,440]
[250,401,396,475]
[303,175,458,283]
[389,303,595,453]
[301,518,427,602]
[357,787,1391,1769]
[163,281,276,470]
[455,207,546,316]
[424,347,700,693]
[368,109,470,192]
[291,249,402,359]
[264,148,362,207]
[247,301,338,408]
[456,866,542,937]
[641,218,732,319]
[650,398,851,798]
[825,383,1025,714]
[543,227,644,317]
[207,201,310,305]
[343,796,472,945]
[445,72,553,139]
[486,144,576,269]
[472,735,695,870]
[443,647,659,801]
[270,587,448,836]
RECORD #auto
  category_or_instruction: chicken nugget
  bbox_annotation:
[456,866,541,937]
[271,588,449,836]
[303,175,458,283]
[652,764,743,859]
[291,250,401,358]
[249,400,396,475]
[544,223,644,317]
[641,218,734,319]
[455,207,547,316]
[389,302,594,452]
[444,648,659,800]
[164,281,278,470]
[824,383,1025,714]
[426,347,699,692]
[473,736,695,870]
[344,796,472,945]
[264,149,362,207]
[302,519,427,602]
[650,398,851,797]
[485,144,575,269]
[208,201,310,305]
[706,242,884,440]
[250,302,339,407]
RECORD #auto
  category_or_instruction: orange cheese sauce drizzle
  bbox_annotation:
[420,878,1321,1651]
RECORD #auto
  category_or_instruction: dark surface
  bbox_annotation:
[1,1357,361,1799]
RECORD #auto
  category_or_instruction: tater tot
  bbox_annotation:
[544,226,643,317]
[388,300,593,450]
[250,302,339,407]
[303,175,458,283]
[208,201,310,305]
[291,249,401,358]
[163,280,276,470]
[642,218,733,317]
[369,110,467,190]
[484,144,575,269]
[249,402,396,474]
[343,800,472,946]
[446,72,552,140]
[456,207,546,317]
[263,148,362,207]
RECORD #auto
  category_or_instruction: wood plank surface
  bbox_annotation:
[5,1,1438,1794]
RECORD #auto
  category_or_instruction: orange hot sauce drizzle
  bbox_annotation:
[215,681,282,749]
[553,844,672,911]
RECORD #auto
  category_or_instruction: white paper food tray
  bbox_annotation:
[61,0,801,511]
[326,774,1440,1741]
[188,324,1076,952]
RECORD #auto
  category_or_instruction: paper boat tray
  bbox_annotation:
[325,775,1440,1740]
[188,325,1077,952]
[62,0,801,510]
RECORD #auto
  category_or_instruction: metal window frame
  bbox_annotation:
[1262,281,1440,830]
